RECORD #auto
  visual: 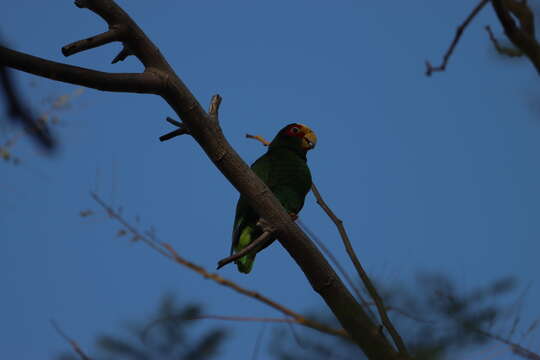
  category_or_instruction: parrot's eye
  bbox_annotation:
[291,127,300,134]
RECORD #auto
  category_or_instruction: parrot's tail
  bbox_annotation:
[235,226,257,274]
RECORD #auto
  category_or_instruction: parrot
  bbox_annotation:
[231,123,317,273]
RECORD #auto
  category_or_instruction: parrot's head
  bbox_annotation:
[270,123,317,155]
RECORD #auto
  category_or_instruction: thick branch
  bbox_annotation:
[0,46,163,94]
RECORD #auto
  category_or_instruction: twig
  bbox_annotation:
[485,25,524,57]
[217,229,274,269]
[50,320,92,360]
[246,134,270,146]
[90,192,348,339]
[310,183,408,355]
[474,327,540,360]
[425,0,489,76]
[159,116,189,142]
[62,26,126,57]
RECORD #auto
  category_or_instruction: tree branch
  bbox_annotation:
[0,46,163,94]
[3,2,410,358]
[62,26,125,57]
[217,230,275,270]
[311,184,408,355]
[426,0,489,76]
[491,0,540,74]
[159,117,189,142]
[485,25,524,57]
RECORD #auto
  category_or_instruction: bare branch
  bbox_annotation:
[311,183,408,355]
[217,230,274,269]
[246,134,270,146]
[90,192,347,339]
[73,0,170,70]
[111,45,132,64]
[473,327,540,360]
[51,320,92,360]
[62,26,125,57]
[159,117,189,142]
[0,46,163,94]
[426,0,489,76]
[491,0,540,74]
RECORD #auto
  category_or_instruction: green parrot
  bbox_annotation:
[231,123,317,273]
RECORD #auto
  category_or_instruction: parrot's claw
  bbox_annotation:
[289,213,298,221]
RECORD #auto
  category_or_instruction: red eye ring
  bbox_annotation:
[291,127,300,134]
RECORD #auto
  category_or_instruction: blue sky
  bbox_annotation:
[1,1,539,359]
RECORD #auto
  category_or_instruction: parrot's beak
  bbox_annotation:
[302,131,317,150]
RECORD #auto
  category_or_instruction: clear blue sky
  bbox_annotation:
[1,1,539,359]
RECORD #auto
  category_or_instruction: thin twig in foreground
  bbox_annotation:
[51,320,92,360]
[425,0,489,76]
[90,192,348,339]
[310,183,408,355]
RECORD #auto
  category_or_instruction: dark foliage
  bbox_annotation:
[270,274,527,360]
[56,294,228,360]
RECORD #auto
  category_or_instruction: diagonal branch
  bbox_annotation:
[0,46,163,94]
[310,184,408,355]
[51,320,92,360]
